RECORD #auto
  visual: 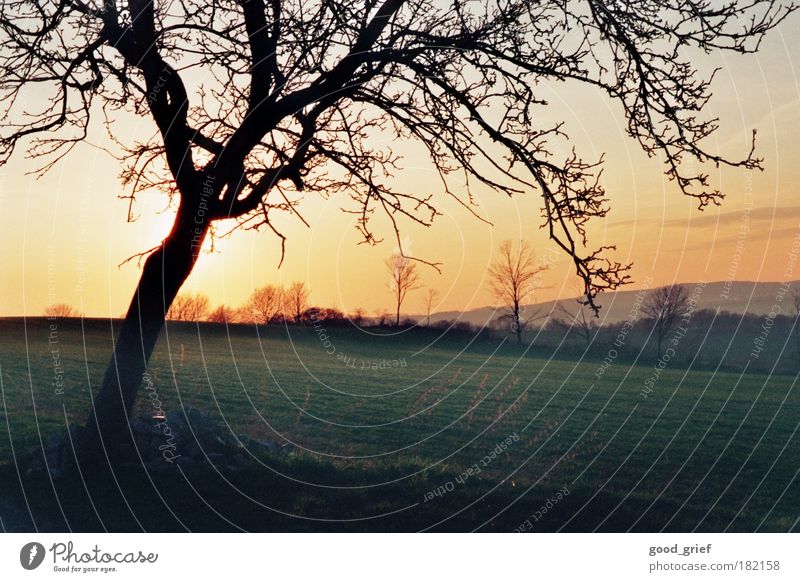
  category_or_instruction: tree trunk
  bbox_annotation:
[79,213,208,464]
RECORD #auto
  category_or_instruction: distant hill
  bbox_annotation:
[418,280,800,327]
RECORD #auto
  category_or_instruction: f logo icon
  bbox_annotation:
[20,542,46,570]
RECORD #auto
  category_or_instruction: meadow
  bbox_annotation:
[0,317,798,532]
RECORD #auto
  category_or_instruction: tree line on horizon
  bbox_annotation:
[41,239,800,373]
[40,251,445,328]
[41,273,800,375]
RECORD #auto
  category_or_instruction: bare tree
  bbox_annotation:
[489,241,548,346]
[44,303,80,318]
[207,305,238,324]
[374,310,391,327]
[642,285,691,358]
[349,307,367,327]
[423,288,441,327]
[246,285,283,324]
[0,1,791,457]
[555,299,597,349]
[283,282,310,324]
[166,293,210,321]
[387,254,421,326]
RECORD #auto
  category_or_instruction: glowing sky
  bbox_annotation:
[1,19,798,318]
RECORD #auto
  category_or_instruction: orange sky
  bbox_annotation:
[1,21,799,318]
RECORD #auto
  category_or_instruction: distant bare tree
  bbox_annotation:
[556,299,597,349]
[387,254,421,326]
[489,241,548,346]
[374,310,391,327]
[642,285,691,358]
[166,294,210,321]
[283,282,310,324]
[207,305,238,324]
[246,285,284,324]
[349,308,367,327]
[423,288,440,327]
[44,303,79,318]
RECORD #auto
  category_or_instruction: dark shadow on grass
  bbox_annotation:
[1,453,780,532]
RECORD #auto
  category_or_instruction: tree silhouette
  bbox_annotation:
[207,304,238,324]
[166,293,210,321]
[423,288,440,327]
[0,0,792,459]
[246,285,283,324]
[387,254,420,326]
[489,240,548,346]
[555,298,597,350]
[642,285,691,359]
[44,303,80,318]
[374,309,391,327]
[283,282,310,324]
[349,307,367,326]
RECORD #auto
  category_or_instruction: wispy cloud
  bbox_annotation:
[667,224,800,252]
[608,205,800,230]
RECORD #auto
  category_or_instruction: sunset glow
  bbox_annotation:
[1,21,798,320]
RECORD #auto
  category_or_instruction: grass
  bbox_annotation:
[0,317,798,532]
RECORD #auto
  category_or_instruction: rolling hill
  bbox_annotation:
[423,280,800,327]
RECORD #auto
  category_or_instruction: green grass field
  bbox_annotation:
[0,317,798,532]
